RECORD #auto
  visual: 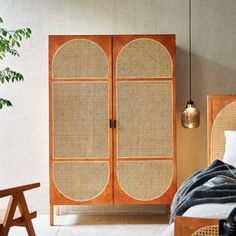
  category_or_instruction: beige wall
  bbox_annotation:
[0,0,236,213]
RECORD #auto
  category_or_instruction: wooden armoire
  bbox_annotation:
[49,35,176,225]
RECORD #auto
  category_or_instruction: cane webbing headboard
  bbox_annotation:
[207,95,236,164]
[191,225,219,236]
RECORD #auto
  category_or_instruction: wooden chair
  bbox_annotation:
[0,182,40,236]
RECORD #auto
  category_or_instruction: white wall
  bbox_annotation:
[0,0,236,213]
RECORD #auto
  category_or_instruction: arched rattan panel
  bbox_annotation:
[191,225,219,236]
[53,82,109,158]
[211,102,236,161]
[52,39,108,78]
[116,38,173,78]
[116,81,173,158]
[53,161,109,201]
[117,160,173,201]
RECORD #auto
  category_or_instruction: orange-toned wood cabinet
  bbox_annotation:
[49,35,176,224]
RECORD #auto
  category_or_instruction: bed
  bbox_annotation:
[161,95,236,236]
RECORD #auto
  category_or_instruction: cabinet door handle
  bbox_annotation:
[109,119,116,128]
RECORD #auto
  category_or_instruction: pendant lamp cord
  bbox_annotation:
[189,0,192,101]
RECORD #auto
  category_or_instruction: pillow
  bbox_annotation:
[223,130,236,167]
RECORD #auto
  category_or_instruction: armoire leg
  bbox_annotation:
[56,205,60,215]
[50,205,54,226]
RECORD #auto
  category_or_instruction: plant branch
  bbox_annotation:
[0,17,31,59]
[0,67,24,83]
[0,16,31,109]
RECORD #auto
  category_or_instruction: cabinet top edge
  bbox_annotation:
[48,34,176,38]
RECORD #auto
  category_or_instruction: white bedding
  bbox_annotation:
[161,202,236,236]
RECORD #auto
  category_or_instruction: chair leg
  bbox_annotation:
[50,205,54,226]
[18,193,36,236]
[0,195,19,236]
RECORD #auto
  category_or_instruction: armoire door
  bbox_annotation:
[49,36,113,205]
[113,35,176,204]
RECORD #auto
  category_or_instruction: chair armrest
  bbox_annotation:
[0,183,40,198]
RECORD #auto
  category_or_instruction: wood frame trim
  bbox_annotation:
[53,158,109,162]
[52,79,108,83]
[174,216,219,236]
[207,95,236,165]
[117,157,174,161]
[117,78,175,81]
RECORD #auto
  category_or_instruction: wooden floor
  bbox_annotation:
[8,214,170,236]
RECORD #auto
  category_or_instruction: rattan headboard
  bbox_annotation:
[207,95,236,165]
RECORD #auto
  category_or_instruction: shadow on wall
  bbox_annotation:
[176,47,236,186]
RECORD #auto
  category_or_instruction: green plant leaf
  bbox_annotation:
[0,20,32,59]
[0,17,31,109]
[0,67,24,83]
[0,98,13,109]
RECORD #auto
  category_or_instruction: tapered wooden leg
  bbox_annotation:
[56,205,60,216]
[18,193,36,236]
[50,205,54,226]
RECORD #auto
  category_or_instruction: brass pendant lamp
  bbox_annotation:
[181,0,200,128]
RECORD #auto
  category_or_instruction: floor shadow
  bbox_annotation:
[61,214,169,225]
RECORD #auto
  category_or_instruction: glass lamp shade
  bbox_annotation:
[181,100,200,128]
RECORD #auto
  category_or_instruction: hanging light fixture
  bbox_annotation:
[181,0,200,129]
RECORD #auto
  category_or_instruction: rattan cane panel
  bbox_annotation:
[117,160,173,200]
[52,39,108,78]
[53,161,109,201]
[117,38,173,78]
[53,82,108,158]
[211,102,236,161]
[117,81,173,158]
[191,225,219,236]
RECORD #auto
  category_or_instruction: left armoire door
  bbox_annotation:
[49,36,113,205]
